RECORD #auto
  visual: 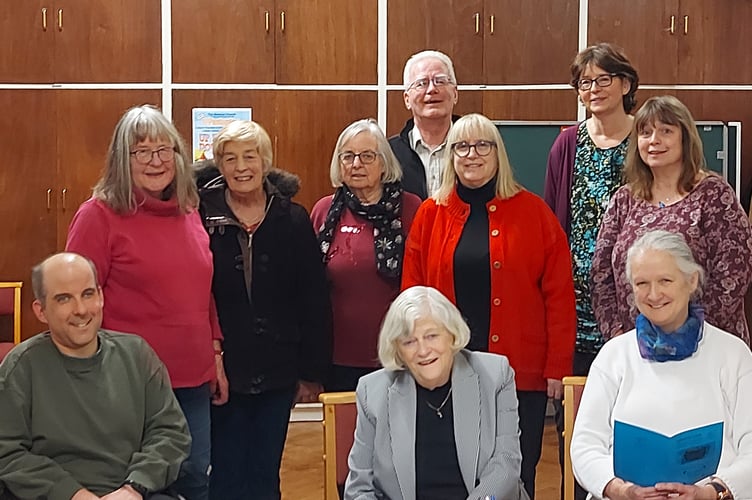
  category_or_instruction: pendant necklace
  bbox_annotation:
[426,387,453,419]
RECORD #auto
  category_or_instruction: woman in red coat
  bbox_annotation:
[402,113,576,500]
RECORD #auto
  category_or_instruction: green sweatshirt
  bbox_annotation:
[0,330,191,500]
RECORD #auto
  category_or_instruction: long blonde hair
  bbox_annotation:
[433,113,521,204]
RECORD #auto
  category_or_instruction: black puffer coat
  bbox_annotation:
[196,162,332,394]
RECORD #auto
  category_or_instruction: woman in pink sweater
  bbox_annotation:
[66,105,227,500]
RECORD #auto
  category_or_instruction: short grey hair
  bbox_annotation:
[329,118,402,188]
[378,286,470,371]
[213,120,274,175]
[626,230,705,296]
[402,50,457,89]
[31,253,100,304]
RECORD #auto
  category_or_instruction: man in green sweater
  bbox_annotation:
[0,253,191,500]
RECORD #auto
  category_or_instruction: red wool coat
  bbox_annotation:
[402,188,576,391]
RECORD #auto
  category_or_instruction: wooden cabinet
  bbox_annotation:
[0,89,161,338]
[172,0,377,84]
[173,90,378,209]
[0,1,160,83]
[589,0,752,84]
[387,0,578,85]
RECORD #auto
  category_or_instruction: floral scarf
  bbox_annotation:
[316,182,405,280]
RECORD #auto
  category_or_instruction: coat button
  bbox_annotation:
[491,334,499,342]
[493,298,501,306]
[491,229,499,237]
[489,204,497,212]
[493,261,501,269]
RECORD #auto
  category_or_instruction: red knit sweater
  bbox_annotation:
[66,194,221,388]
[402,188,576,391]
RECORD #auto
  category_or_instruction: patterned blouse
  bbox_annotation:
[569,122,627,353]
[591,174,752,345]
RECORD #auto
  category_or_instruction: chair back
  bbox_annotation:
[563,376,587,500]
[319,391,357,500]
[0,282,22,362]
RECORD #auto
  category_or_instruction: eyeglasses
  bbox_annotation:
[130,147,176,164]
[338,150,379,166]
[406,75,454,92]
[577,73,620,91]
[451,140,496,158]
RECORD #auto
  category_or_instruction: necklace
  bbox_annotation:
[425,387,453,419]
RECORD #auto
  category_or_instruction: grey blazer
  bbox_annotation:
[344,350,529,500]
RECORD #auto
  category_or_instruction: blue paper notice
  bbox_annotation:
[613,421,723,486]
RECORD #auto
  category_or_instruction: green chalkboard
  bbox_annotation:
[494,121,736,198]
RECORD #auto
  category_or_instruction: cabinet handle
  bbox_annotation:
[280,11,285,33]
[474,13,480,34]
[490,15,495,35]
[57,9,63,31]
[62,188,67,211]
[667,15,675,34]
[46,189,52,210]
[683,15,688,34]
[42,8,48,31]
[265,11,270,32]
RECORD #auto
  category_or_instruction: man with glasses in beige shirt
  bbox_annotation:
[389,50,460,200]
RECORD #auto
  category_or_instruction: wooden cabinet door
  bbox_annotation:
[386,0,484,85]
[54,0,161,82]
[588,0,680,85]
[273,91,378,209]
[0,91,57,338]
[172,0,275,83]
[55,90,163,249]
[0,1,54,82]
[275,0,377,84]
[484,0,577,84]
[679,0,752,84]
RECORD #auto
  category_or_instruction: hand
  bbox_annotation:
[211,353,229,406]
[71,489,101,500]
[546,378,563,399]
[604,478,669,499]
[100,486,143,499]
[295,380,323,404]
[654,482,719,499]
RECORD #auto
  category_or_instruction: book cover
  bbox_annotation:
[613,420,723,486]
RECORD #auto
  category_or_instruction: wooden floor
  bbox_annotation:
[280,418,561,500]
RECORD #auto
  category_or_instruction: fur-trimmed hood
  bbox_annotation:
[193,159,301,198]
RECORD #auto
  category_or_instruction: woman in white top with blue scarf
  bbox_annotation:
[571,230,752,500]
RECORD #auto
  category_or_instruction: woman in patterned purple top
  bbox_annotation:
[592,95,752,345]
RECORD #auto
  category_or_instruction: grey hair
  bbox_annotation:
[378,286,470,371]
[93,105,198,214]
[329,118,402,187]
[626,230,705,296]
[32,252,100,304]
[402,50,457,89]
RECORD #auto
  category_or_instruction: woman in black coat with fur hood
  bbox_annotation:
[194,120,332,500]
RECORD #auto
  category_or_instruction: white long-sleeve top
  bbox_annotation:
[571,322,752,499]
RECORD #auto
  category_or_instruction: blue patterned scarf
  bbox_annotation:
[635,303,704,362]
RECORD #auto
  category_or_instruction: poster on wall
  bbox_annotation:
[192,108,252,161]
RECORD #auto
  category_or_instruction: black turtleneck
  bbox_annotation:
[454,179,495,352]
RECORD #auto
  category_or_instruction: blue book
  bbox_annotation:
[613,421,723,487]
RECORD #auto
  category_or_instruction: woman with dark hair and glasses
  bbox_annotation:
[66,105,228,500]
[544,42,639,500]
[403,113,576,500]
[311,118,421,392]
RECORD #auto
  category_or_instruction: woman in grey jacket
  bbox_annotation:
[345,286,529,500]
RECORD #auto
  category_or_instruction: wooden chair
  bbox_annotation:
[563,376,587,500]
[0,282,22,362]
[319,391,357,500]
